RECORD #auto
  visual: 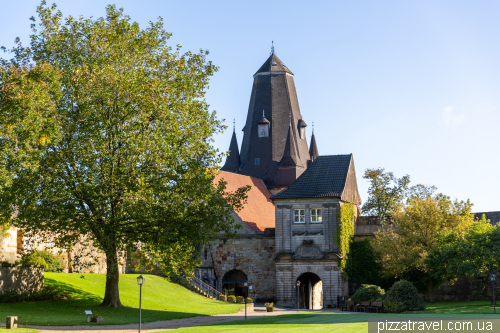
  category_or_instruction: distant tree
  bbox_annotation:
[373,193,476,302]
[426,217,496,299]
[1,2,248,307]
[361,168,410,221]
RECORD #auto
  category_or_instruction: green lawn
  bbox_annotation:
[0,329,39,333]
[163,301,500,333]
[0,273,242,326]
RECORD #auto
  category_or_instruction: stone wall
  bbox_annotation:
[213,236,275,301]
[0,267,44,293]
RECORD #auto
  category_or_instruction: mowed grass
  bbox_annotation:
[163,301,500,333]
[0,329,39,333]
[0,273,242,326]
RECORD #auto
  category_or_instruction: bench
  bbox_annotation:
[368,302,383,313]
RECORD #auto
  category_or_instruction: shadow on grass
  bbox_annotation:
[44,278,102,303]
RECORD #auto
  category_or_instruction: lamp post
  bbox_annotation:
[296,280,301,313]
[491,273,496,314]
[137,275,145,333]
[244,280,249,319]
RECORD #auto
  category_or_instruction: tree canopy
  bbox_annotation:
[0,2,247,307]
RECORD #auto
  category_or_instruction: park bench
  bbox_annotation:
[341,300,356,311]
[356,301,371,312]
[368,302,383,313]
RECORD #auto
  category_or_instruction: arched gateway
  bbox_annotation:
[222,269,248,297]
[297,272,323,309]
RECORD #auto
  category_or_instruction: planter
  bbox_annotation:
[91,317,104,323]
[227,296,236,302]
[266,307,274,312]
[236,296,245,303]
[219,295,227,302]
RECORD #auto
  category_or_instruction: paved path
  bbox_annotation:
[14,305,338,333]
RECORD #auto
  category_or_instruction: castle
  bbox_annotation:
[198,50,363,309]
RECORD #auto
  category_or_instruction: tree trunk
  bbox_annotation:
[101,249,123,307]
[429,276,434,303]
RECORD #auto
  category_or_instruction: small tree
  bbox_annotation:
[1,2,248,307]
[362,168,410,221]
[373,193,476,302]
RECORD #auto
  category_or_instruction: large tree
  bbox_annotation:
[361,168,410,221]
[373,193,476,302]
[1,2,247,307]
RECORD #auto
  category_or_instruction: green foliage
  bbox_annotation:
[362,168,410,221]
[219,294,226,301]
[351,284,385,304]
[335,202,355,270]
[0,285,65,303]
[227,296,235,302]
[383,280,425,313]
[236,296,244,303]
[245,297,253,304]
[1,2,248,307]
[373,193,478,300]
[20,250,63,272]
[426,216,496,283]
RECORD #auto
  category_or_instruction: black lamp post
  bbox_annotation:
[244,280,249,319]
[296,280,301,313]
[491,273,496,314]
[137,275,145,333]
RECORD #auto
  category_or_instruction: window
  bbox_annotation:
[311,208,322,223]
[255,158,260,165]
[294,209,305,223]
[204,248,208,260]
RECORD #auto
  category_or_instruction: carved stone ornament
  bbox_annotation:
[322,203,336,208]
[305,204,310,208]
[333,267,340,271]
[292,245,324,259]
[292,230,323,236]
[306,266,311,272]
[278,266,293,271]
[324,266,334,271]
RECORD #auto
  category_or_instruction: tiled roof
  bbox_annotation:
[214,171,275,233]
[271,154,353,199]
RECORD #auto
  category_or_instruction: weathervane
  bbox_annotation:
[271,40,274,55]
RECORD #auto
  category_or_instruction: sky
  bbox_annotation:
[1,0,499,212]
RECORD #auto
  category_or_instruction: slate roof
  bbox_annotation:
[271,154,357,200]
[221,130,241,173]
[213,171,275,233]
[278,124,302,167]
[255,53,293,75]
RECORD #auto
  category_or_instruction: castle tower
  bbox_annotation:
[227,51,310,188]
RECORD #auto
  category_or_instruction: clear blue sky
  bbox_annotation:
[2,1,499,212]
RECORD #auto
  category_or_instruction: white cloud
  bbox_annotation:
[442,106,465,127]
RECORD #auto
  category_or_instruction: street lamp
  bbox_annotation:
[491,273,496,314]
[244,280,249,319]
[137,275,145,333]
[296,280,301,313]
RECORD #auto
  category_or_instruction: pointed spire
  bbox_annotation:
[278,122,302,167]
[309,130,319,163]
[271,41,275,55]
[221,126,241,173]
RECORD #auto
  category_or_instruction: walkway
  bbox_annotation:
[17,304,338,333]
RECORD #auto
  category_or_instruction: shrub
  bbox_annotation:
[383,280,425,313]
[236,296,244,303]
[264,302,274,308]
[245,297,253,304]
[219,294,226,301]
[227,295,235,302]
[352,284,385,304]
[20,250,64,272]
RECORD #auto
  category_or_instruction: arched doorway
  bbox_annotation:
[297,272,323,309]
[222,270,248,297]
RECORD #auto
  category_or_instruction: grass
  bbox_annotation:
[0,329,39,333]
[0,272,242,326]
[159,301,500,333]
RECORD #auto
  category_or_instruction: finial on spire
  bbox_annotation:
[262,110,265,117]
[271,41,274,55]
[312,121,314,134]
[233,118,235,132]
[289,112,291,127]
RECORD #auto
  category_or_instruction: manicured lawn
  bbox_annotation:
[163,301,500,333]
[0,273,242,326]
[0,329,39,333]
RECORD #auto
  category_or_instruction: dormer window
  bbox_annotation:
[258,110,270,138]
[298,119,307,139]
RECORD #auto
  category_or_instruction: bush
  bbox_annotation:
[219,294,226,301]
[227,295,235,302]
[383,280,425,313]
[236,296,244,303]
[20,250,64,272]
[245,297,253,304]
[351,284,385,304]
[0,286,66,303]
